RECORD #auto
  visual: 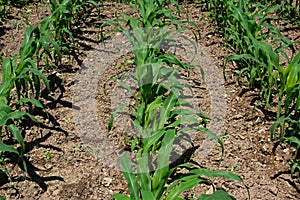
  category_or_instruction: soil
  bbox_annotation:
[0,1,300,200]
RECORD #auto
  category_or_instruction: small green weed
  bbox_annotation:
[44,151,52,159]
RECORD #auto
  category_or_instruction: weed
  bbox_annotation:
[44,151,52,159]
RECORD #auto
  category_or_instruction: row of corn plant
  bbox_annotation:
[49,0,98,52]
[276,0,300,25]
[0,0,30,23]
[0,0,100,182]
[102,0,242,199]
[224,0,295,107]
[0,0,9,23]
[0,14,58,177]
[202,0,300,176]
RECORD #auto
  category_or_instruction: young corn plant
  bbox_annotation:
[0,0,9,23]
[199,0,235,35]
[104,0,198,151]
[277,0,300,25]
[224,0,295,107]
[271,52,300,176]
[102,0,242,199]
[0,54,48,173]
[20,16,62,69]
[216,0,300,176]
[113,132,241,200]
[49,0,98,51]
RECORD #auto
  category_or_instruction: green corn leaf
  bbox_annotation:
[7,124,25,155]
[158,93,177,129]
[145,95,162,126]
[159,67,174,76]
[119,153,140,200]
[20,25,38,60]
[187,168,242,182]
[87,0,98,6]
[152,129,175,198]
[1,57,14,84]
[197,109,211,120]
[166,173,208,193]
[291,162,300,175]
[16,57,37,77]
[293,91,300,111]
[254,40,279,69]
[165,177,204,200]
[198,127,224,156]
[32,74,41,98]
[142,129,164,153]
[111,194,130,200]
[25,67,49,92]
[136,152,151,192]
[170,109,194,118]
[0,110,37,127]
[284,52,300,92]
[271,116,290,139]
[17,98,43,108]
[284,85,300,114]
[141,190,155,200]
[285,136,300,147]
[40,36,52,57]
[173,174,207,184]
[198,189,236,200]
[0,142,19,155]
[0,101,12,113]
[231,6,252,38]
[249,67,258,87]
[0,80,14,98]
[175,99,190,106]
[227,53,263,66]
[166,115,199,129]
[108,103,128,132]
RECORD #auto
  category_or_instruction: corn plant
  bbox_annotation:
[113,132,241,200]
[0,0,8,23]
[0,13,55,174]
[277,0,300,25]
[49,0,98,50]
[271,52,300,176]
[101,0,241,199]
[104,0,198,150]
[0,54,48,173]
[198,0,235,35]
[20,17,62,69]
[224,0,295,107]
[213,0,300,176]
